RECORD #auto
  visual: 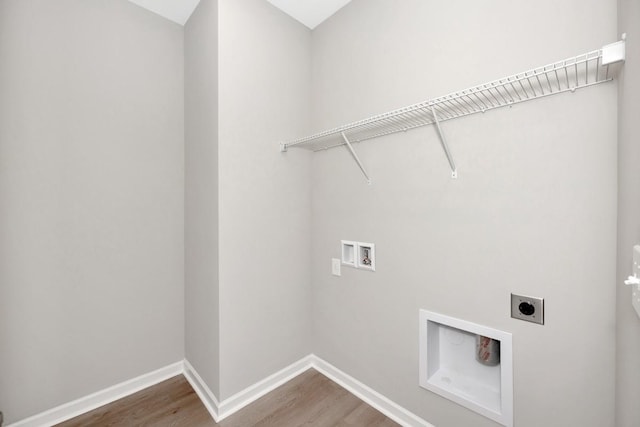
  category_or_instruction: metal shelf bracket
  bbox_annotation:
[341,132,372,185]
[431,107,458,179]
[277,39,626,185]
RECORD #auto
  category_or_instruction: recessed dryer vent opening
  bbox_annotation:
[419,310,513,427]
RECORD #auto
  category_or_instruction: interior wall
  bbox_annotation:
[0,1,185,424]
[217,0,312,399]
[185,0,220,397]
[310,1,618,426]
[615,0,640,425]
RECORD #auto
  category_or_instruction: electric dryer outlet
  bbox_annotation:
[510,294,544,325]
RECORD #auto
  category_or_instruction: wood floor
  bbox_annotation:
[55,369,400,426]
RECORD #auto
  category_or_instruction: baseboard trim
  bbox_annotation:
[210,354,432,427]
[7,361,184,427]
[217,355,313,420]
[310,355,434,427]
[183,359,220,422]
[8,356,431,427]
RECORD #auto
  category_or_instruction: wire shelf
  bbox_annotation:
[280,48,617,153]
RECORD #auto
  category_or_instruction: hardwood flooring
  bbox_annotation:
[55,369,400,426]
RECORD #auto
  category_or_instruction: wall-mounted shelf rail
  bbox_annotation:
[278,39,625,182]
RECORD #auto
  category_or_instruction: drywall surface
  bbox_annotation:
[185,0,220,398]
[217,0,312,399]
[310,1,617,426]
[0,1,184,423]
[615,1,640,426]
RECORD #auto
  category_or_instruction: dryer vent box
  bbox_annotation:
[419,310,513,427]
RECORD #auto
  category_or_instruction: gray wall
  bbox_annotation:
[0,1,185,424]
[217,0,312,400]
[310,1,618,426]
[616,0,640,425]
[1,1,633,425]
[185,0,220,397]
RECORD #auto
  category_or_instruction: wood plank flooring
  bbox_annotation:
[55,369,400,426]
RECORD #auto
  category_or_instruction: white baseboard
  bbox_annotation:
[217,355,313,420]
[310,355,434,427]
[7,361,184,427]
[196,354,431,427]
[8,356,431,427]
[182,359,220,422]
[183,355,314,422]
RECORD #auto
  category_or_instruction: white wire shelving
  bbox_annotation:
[279,39,626,183]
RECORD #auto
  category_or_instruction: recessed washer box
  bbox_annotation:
[357,242,375,271]
[419,310,513,427]
[341,241,357,267]
[341,241,375,271]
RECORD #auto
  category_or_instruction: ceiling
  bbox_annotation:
[264,0,352,29]
[127,0,352,28]
[127,0,201,25]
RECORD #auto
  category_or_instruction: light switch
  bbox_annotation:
[332,258,341,276]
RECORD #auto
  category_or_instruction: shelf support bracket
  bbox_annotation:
[341,132,372,185]
[430,107,458,179]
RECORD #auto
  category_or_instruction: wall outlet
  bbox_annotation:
[332,258,341,276]
[511,294,544,325]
